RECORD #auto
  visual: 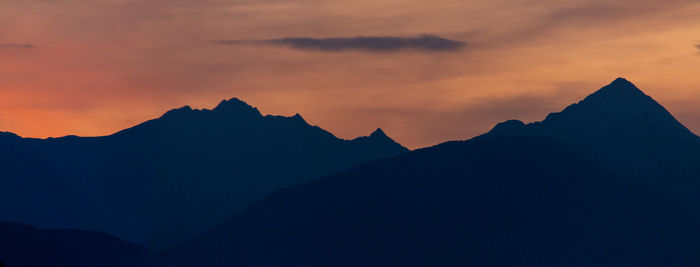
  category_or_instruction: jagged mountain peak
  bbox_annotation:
[291,113,307,123]
[156,98,263,123]
[369,128,388,138]
[212,98,263,117]
[1,95,409,251]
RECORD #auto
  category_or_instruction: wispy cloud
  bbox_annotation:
[0,43,35,49]
[212,35,466,52]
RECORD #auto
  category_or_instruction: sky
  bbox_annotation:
[1,0,700,149]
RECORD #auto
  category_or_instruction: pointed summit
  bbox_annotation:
[581,77,648,106]
[487,77,698,147]
[369,128,388,138]
[541,77,669,125]
[291,113,307,124]
[350,128,408,152]
[610,77,636,87]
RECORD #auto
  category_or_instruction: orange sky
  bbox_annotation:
[1,0,700,148]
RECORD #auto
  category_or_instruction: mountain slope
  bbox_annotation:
[0,222,149,267]
[157,134,700,266]
[157,78,700,266]
[0,98,408,250]
[489,78,700,205]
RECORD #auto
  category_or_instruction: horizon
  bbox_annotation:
[0,77,695,150]
[4,2,700,266]
[3,0,700,148]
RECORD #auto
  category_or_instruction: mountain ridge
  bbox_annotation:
[156,78,700,266]
[491,78,699,140]
[0,97,408,251]
[157,134,700,266]
[488,77,700,208]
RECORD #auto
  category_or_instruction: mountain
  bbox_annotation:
[489,78,700,205]
[0,98,408,250]
[157,135,700,266]
[156,78,700,266]
[0,222,149,267]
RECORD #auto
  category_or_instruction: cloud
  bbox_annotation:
[472,0,698,46]
[212,35,466,52]
[0,43,35,49]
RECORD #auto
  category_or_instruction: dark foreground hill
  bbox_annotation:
[0,98,407,250]
[0,222,149,267]
[157,78,700,266]
[157,135,700,266]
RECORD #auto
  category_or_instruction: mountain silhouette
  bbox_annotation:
[0,222,149,267]
[490,78,699,145]
[489,78,700,205]
[157,135,700,266]
[0,98,407,250]
[156,78,700,266]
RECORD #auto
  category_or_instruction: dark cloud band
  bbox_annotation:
[213,35,466,52]
[0,43,34,49]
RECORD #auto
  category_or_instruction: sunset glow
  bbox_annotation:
[2,0,700,148]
